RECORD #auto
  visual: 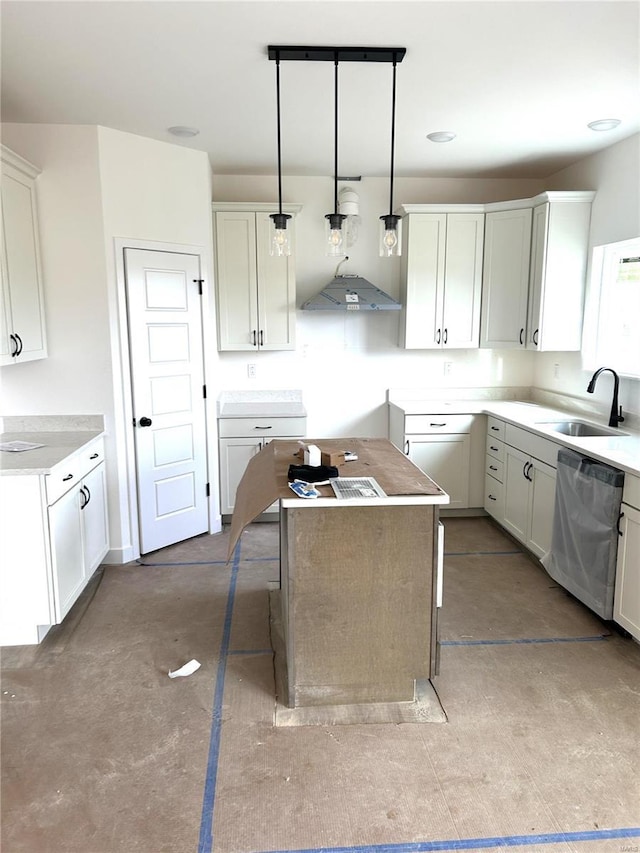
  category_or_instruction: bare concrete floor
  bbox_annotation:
[1,518,639,853]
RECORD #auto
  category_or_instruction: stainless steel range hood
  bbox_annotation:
[302,274,402,311]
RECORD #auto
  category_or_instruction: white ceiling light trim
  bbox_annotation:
[168,126,200,137]
[427,131,457,143]
[587,119,621,132]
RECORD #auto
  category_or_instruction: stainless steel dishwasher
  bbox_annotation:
[542,448,624,619]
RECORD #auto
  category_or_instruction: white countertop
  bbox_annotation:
[389,399,640,477]
[217,389,307,419]
[0,431,103,475]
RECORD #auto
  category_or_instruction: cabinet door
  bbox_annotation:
[502,445,530,544]
[255,213,296,350]
[527,458,556,558]
[442,213,484,349]
[49,486,85,622]
[484,474,505,523]
[614,504,640,640]
[0,159,47,365]
[400,214,446,349]
[215,212,259,351]
[81,463,109,576]
[480,208,532,348]
[219,437,263,514]
[407,434,470,509]
[527,200,592,352]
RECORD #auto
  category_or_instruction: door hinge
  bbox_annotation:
[206,483,210,497]
[194,278,204,295]
[203,384,207,399]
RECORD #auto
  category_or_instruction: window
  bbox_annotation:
[583,237,640,378]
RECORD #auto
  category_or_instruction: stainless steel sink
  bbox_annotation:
[538,420,627,438]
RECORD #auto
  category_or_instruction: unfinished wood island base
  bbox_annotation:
[228,437,449,711]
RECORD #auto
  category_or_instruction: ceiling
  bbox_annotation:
[1,1,639,179]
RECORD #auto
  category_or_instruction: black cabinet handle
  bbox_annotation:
[443,328,448,345]
[80,485,91,509]
[259,330,264,346]
[491,425,500,432]
[62,474,74,482]
[533,329,539,346]
[489,465,498,471]
[430,422,447,428]
[252,330,257,346]
[490,445,499,452]
[14,333,23,356]
[9,334,18,357]
[139,416,152,427]
[617,512,625,536]
[253,425,272,430]
[488,494,497,501]
[89,453,99,460]
[435,328,441,345]
[519,328,524,345]
[405,439,410,455]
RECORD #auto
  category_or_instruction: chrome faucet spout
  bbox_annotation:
[586,367,625,428]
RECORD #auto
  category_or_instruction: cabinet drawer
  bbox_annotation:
[504,424,561,468]
[78,437,105,477]
[485,455,504,483]
[487,416,505,441]
[484,474,504,518]
[623,474,640,511]
[218,417,306,438]
[486,435,505,462]
[404,414,475,434]
[46,456,81,505]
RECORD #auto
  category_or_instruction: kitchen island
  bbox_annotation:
[229,437,449,716]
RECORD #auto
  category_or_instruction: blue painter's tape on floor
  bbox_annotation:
[197,540,241,853]
[441,635,609,646]
[228,648,273,656]
[136,558,229,566]
[444,550,522,556]
[260,826,640,853]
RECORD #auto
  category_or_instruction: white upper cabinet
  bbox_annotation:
[526,193,594,351]
[0,145,48,365]
[480,191,594,351]
[480,207,532,349]
[399,208,484,349]
[213,204,300,352]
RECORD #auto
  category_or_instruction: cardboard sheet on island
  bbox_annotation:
[227,437,446,560]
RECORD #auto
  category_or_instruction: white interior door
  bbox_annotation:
[124,248,208,554]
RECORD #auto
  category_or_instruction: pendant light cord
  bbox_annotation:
[388,56,397,216]
[275,53,283,215]
[333,54,339,214]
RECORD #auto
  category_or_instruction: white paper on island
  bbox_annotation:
[168,659,201,679]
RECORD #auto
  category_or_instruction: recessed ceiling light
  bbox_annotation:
[168,126,200,137]
[587,119,621,132]
[427,131,456,143]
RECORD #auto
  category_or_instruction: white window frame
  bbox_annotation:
[582,236,640,378]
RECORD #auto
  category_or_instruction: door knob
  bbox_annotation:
[139,416,152,427]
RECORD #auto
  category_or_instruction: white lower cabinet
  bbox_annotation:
[614,476,640,641]
[49,461,109,621]
[389,410,485,510]
[218,416,307,516]
[0,436,109,645]
[484,417,560,559]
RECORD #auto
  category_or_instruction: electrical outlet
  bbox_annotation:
[247,363,256,378]
[553,363,560,379]
[444,361,453,376]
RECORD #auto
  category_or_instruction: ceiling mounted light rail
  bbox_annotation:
[267,44,406,257]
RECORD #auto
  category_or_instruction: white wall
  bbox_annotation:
[0,124,216,561]
[533,133,640,420]
[212,174,544,436]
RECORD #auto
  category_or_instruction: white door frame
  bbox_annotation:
[113,237,221,561]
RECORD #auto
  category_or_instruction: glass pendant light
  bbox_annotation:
[269,52,291,256]
[379,54,401,257]
[325,56,346,256]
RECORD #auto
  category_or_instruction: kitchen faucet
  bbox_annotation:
[586,367,625,427]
